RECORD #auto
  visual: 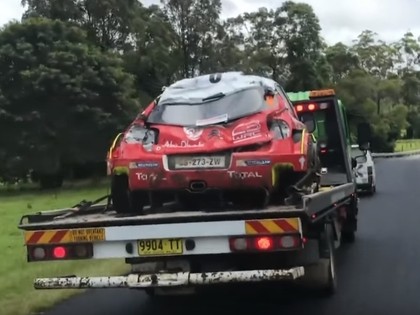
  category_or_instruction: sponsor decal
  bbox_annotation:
[228,171,262,179]
[183,127,203,141]
[236,159,271,167]
[232,120,261,143]
[129,161,159,169]
[163,140,204,148]
[135,172,166,181]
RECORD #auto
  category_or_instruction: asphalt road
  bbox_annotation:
[44,156,420,315]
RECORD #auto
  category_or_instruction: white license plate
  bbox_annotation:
[174,156,225,169]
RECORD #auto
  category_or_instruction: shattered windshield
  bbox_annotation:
[146,86,268,126]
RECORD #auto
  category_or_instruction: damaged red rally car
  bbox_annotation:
[107,72,320,214]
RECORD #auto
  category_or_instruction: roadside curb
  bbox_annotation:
[371,149,420,159]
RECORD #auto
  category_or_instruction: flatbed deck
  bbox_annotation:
[18,183,355,231]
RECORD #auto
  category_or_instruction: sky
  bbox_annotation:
[1,0,420,45]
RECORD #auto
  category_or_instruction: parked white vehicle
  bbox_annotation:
[351,144,376,194]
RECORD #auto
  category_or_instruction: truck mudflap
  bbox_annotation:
[34,267,305,289]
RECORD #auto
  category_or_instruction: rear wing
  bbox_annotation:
[18,183,356,231]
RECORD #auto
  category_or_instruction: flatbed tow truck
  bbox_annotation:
[17,89,372,296]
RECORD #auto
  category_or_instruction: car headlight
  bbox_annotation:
[124,125,158,147]
[269,119,291,139]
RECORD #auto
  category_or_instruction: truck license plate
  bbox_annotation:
[138,239,183,256]
[174,156,225,169]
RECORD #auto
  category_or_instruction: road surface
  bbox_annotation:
[44,156,420,315]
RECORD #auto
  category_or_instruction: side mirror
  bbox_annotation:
[357,122,372,150]
[300,112,316,133]
[351,157,357,169]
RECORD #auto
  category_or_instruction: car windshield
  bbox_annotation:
[147,87,268,126]
[351,147,367,163]
[351,147,364,158]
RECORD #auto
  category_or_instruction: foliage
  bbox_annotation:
[1,0,420,185]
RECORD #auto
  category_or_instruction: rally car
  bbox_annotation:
[107,72,321,214]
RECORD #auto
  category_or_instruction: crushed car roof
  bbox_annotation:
[159,72,278,105]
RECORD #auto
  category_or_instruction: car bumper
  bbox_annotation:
[112,153,308,191]
[355,175,373,189]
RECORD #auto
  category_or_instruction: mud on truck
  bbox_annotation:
[18,72,372,296]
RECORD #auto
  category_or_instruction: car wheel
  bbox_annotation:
[298,223,337,296]
[111,175,144,214]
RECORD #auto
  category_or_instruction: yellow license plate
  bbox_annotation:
[138,239,183,256]
[70,228,106,242]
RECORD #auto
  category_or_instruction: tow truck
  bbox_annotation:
[18,88,371,296]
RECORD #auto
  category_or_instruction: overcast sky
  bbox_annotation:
[2,0,419,45]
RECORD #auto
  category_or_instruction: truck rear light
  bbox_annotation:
[53,246,67,259]
[229,235,302,252]
[254,236,274,250]
[32,247,47,260]
[27,244,93,262]
[230,237,248,251]
[278,235,300,248]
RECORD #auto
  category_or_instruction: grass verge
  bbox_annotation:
[394,139,420,152]
[0,185,129,315]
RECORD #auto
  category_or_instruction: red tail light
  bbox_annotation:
[294,102,329,113]
[27,244,93,262]
[254,237,274,250]
[229,235,302,252]
[53,246,67,259]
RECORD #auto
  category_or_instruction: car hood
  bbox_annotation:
[151,112,272,154]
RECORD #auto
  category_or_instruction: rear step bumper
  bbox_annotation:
[34,267,305,289]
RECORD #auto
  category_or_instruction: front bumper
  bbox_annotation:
[34,268,305,289]
[113,153,307,191]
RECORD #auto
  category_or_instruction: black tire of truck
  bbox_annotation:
[298,223,337,296]
[111,175,144,214]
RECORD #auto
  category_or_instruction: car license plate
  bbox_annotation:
[69,228,105,242]
[174,156,225,169]
[138,239,183,256]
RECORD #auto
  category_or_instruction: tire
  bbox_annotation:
[299,224,337,296]
[341,230,355,243]
[111,175,144,214]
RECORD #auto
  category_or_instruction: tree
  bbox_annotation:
[280,1,329,90]
[0,18,138,187]
[161,0,222,77]
[22,0,143,51]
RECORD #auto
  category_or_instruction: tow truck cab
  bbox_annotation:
[286,89,360,186]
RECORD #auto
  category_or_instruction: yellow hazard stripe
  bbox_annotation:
[24,228,106,245]
[245,218,301,235]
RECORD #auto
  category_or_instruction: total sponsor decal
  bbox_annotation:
[129,161,159,169]
[228,171,262,179]
[236,159,271,167]
[232,120,262,143]
[183,127,203,141]
[163,140,204,148]
[135,172,166,181]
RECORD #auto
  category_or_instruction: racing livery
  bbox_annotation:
[107,72,321,214]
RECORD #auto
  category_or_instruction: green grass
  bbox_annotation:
[0,185,129,315]
[394,139,420,152]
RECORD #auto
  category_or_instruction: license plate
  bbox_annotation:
[70,228,105,242]
[138,239,183,256]
[174,156,225,169]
